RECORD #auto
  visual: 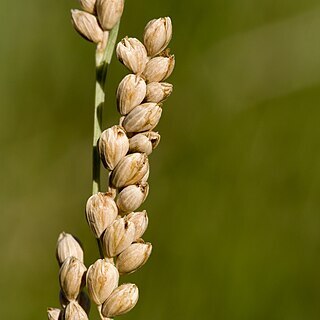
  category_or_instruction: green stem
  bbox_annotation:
[92,23,120,195]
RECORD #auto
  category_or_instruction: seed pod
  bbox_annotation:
[143,55,175,83]
[102,218,135,257]
[64,301,88,320]
[96,0,124,30]
[59,257,87,301]
[116,242,152,274]
[143,17,172,57]
[79,0,96,13]
[102,284,139,318]
[99,125,129,170]
[145,82,173,103]
[129,132,161,155]
[56,232,84,266]
[116,37,148,74]
[47,308,62,320]
[117,74,147,115]
[85,192,118,238]
[126,211,149,240]
[86,259,119,305]
[110,153,149,188]
[122,103,162,133]
[116,182,149,214]
[71,9,104,43]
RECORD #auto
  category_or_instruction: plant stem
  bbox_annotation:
[98,305,112,320]
[92,23,120,195]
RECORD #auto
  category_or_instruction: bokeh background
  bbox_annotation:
[1,0,320,319]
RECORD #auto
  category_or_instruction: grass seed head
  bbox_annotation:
[116,182,149,214]
[126,211,149,240]
[116,242,152,275]
[102,283,139,318]
[110,153,149,188]
[64,301,88,320]
[143,17,172,57]
[102,218,136,257]
[145,82,173,103]
[117,74,147,115]
[71,9,103,43]
[116,37,148,74]
[86,259,119,305]
[56,232,84,266]
[85,193,118,238]
[96,0,124,30]
[78,0,96,14]
[143,55,175,83]
[59,257,87,301]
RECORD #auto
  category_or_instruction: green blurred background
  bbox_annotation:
[1,0,320,319]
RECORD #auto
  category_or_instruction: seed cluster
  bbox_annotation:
[49,232,90,320]
[71,0,124,50]
[48,1,175,319]
[85,16,175,318]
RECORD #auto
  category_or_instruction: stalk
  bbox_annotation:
[92,23,120,195]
